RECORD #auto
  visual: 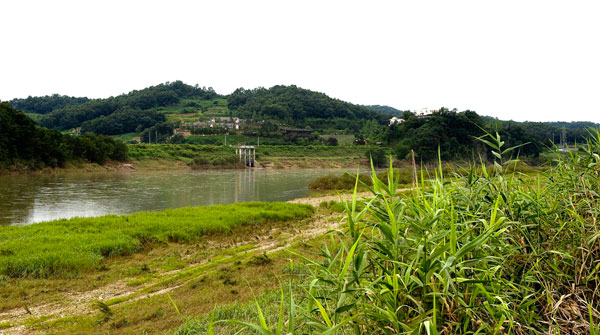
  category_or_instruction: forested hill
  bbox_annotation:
[9,94,89,115]
[33,81,219,131]
[227,85,388,130]
[482,117,600,145]
[363,105,405,117]
[0,102,127,170]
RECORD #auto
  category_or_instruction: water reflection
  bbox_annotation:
[0,169,342,226]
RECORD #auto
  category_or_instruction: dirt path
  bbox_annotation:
[0,192,374,334]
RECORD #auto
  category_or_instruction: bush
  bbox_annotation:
[169,134,186,144]
[325,136,338,146]
[393,142,410,160]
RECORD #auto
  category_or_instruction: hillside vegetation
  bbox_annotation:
[363,104,405,117]
[228,85,387,130]
[6,82,600,166]
[37,81,218,131]
[0,102,127,171]
[9,94,89,115]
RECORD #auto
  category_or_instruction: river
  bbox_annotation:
[0,169,345,226]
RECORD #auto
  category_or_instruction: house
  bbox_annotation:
[210,117,242,130]
[412,108,438,118]
[280,128,313,135]
[388,116,404,126]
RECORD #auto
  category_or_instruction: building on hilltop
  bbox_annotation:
[388,116,404,126]
[412,108,439,118]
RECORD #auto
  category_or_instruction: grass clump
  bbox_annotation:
[0,202,313,278]
[308,169,414,190]
[209,131,600,334]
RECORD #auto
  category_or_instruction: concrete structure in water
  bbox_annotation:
[236,145,256,167]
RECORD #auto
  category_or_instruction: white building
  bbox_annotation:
[388,116,404,126]
[411,108,438,117]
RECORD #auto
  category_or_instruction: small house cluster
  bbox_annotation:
[387,108,439,126]
[181,117,245,130]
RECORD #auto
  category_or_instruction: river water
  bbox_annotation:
[0,169,344,226]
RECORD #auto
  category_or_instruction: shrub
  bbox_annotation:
[365,147,386,167]
[325,137,338,146]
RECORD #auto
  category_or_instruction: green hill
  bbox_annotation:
[9,83,390,138]
[35,81,219,132]
[363,104,405,117]
[0,102,127,170]
[227,85,388,131]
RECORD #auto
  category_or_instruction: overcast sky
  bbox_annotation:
[2,0,599,122]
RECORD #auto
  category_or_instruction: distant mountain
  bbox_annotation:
[363,105,405,117]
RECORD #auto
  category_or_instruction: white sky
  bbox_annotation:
[1,0,599,122]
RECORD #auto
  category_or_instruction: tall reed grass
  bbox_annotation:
[214,130,599,334]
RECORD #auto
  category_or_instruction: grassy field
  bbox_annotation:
[0,202,313,278]
[127,144,241,167]
[319,134,355,145]
[111,132,139,142]
[159,98,230,123]
[0,197,328,334]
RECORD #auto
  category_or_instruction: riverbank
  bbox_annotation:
[2,143,553,176]
[0,144,382,175]
[0,192,369,334]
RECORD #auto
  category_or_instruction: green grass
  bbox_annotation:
[257,145,375,158]
[127,144,377,167]
[159,98,230,122]
[128,144,234,162]
[319,134,355,145]
[308,169,414,190]
[0,202,313,278]
[110,132,139,142]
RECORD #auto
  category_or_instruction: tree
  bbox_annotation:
[325,137,338,146]
[366,147,386,167]
[169,134,186,144]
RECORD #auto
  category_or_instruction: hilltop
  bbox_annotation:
[8,83,388,139]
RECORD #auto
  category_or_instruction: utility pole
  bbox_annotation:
[257,136,260,147]
[155,130,158,144]
[225,134,227,146]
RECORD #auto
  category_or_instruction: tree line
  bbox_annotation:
[9,94,89,115]
[0,102,127,170]
[385,108,600,161]
[35,81,218,131]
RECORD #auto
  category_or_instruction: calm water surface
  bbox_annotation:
[0,169,343,226]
